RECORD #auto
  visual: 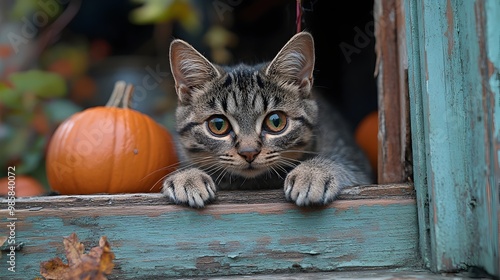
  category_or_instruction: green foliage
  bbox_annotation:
[9,70,67,98]
[8,0,38,20]
[43,99,82,123]
[0,70,81,177]
[129,0,201,33]
[8,0,63,21]
[0,83,20,108]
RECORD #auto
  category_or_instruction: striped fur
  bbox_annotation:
[163,32,373,207]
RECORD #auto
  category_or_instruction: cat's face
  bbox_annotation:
[169,32,318,178]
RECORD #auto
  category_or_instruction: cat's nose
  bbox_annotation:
[238,148,261,163]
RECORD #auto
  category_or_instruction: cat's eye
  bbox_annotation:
[263,111,287,133]
[207,115,231,136]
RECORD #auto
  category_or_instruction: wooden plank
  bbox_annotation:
[476,0,500,276]
[404,0,432,269]
[0,185,419,279]
[7,183,415,208]
[404,0,434,271]
[179,269,490,280]
[410,0,474,271]
[374,0,412,184]
[404,0,500,276]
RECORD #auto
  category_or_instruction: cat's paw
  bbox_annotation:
[162,168,216,208]
[284,160,342,206]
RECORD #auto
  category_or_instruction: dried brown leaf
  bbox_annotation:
[40,233,115,280]
[63,233,85,267]
[40,257,70,279]
[90,236,115,274]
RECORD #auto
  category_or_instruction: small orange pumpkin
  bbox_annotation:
[46,81,178,194]
[355,111,378,174]
[0,175,46,197]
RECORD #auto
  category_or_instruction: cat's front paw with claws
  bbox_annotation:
[284,159,344,206]
[162,168,216,208]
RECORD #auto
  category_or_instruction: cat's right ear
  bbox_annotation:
[169,39,221,102]
[265,32,315,95]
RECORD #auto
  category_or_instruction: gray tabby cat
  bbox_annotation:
[162,31,373,207]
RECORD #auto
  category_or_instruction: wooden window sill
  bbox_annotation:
[2,183,419,279]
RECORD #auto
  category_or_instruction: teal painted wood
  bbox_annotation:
[0,199,419,279]
[478,0,500,275]
[405,0,500,276]
[404,0,431,269]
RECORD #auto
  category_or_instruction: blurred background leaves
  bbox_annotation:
[0,0,378,195]
[129,0,201,33]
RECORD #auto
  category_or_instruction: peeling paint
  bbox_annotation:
[406,0,500,275]
[279,236,318,245]
[195,256,225,271]
[3,200,419,278]
[445,0,454,56]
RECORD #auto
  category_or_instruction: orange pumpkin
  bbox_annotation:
[355,111,379,174]
[46,81,178,194]
[0,176,46,197]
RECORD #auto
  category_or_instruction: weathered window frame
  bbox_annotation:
[404,0,499,276]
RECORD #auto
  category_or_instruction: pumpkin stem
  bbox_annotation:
[123,84,135,109]
[106,81,127,107]
[106,81,136,109]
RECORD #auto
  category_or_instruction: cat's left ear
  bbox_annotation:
[265,32,315,94]
[170,39,221,103]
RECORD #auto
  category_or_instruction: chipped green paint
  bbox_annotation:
[0,200,418,279]
[405,0,500,276]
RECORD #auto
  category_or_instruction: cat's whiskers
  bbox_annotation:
[147,157,216,191]
[279,157,301,166]
[277,163,295,173]
[238,177,248,188]
[262,157,299,181]
[269,166,284,180]
[281,150,319,156]
[215,167,230,185]
[203,162,222,173]
[141,158,197,181]
[262,152,298,166]
[274,159,296,174]
[190,158,236,183]
[169,157,215,174]
[205,164,226,177]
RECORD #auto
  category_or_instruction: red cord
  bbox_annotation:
[296,0,302,33]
